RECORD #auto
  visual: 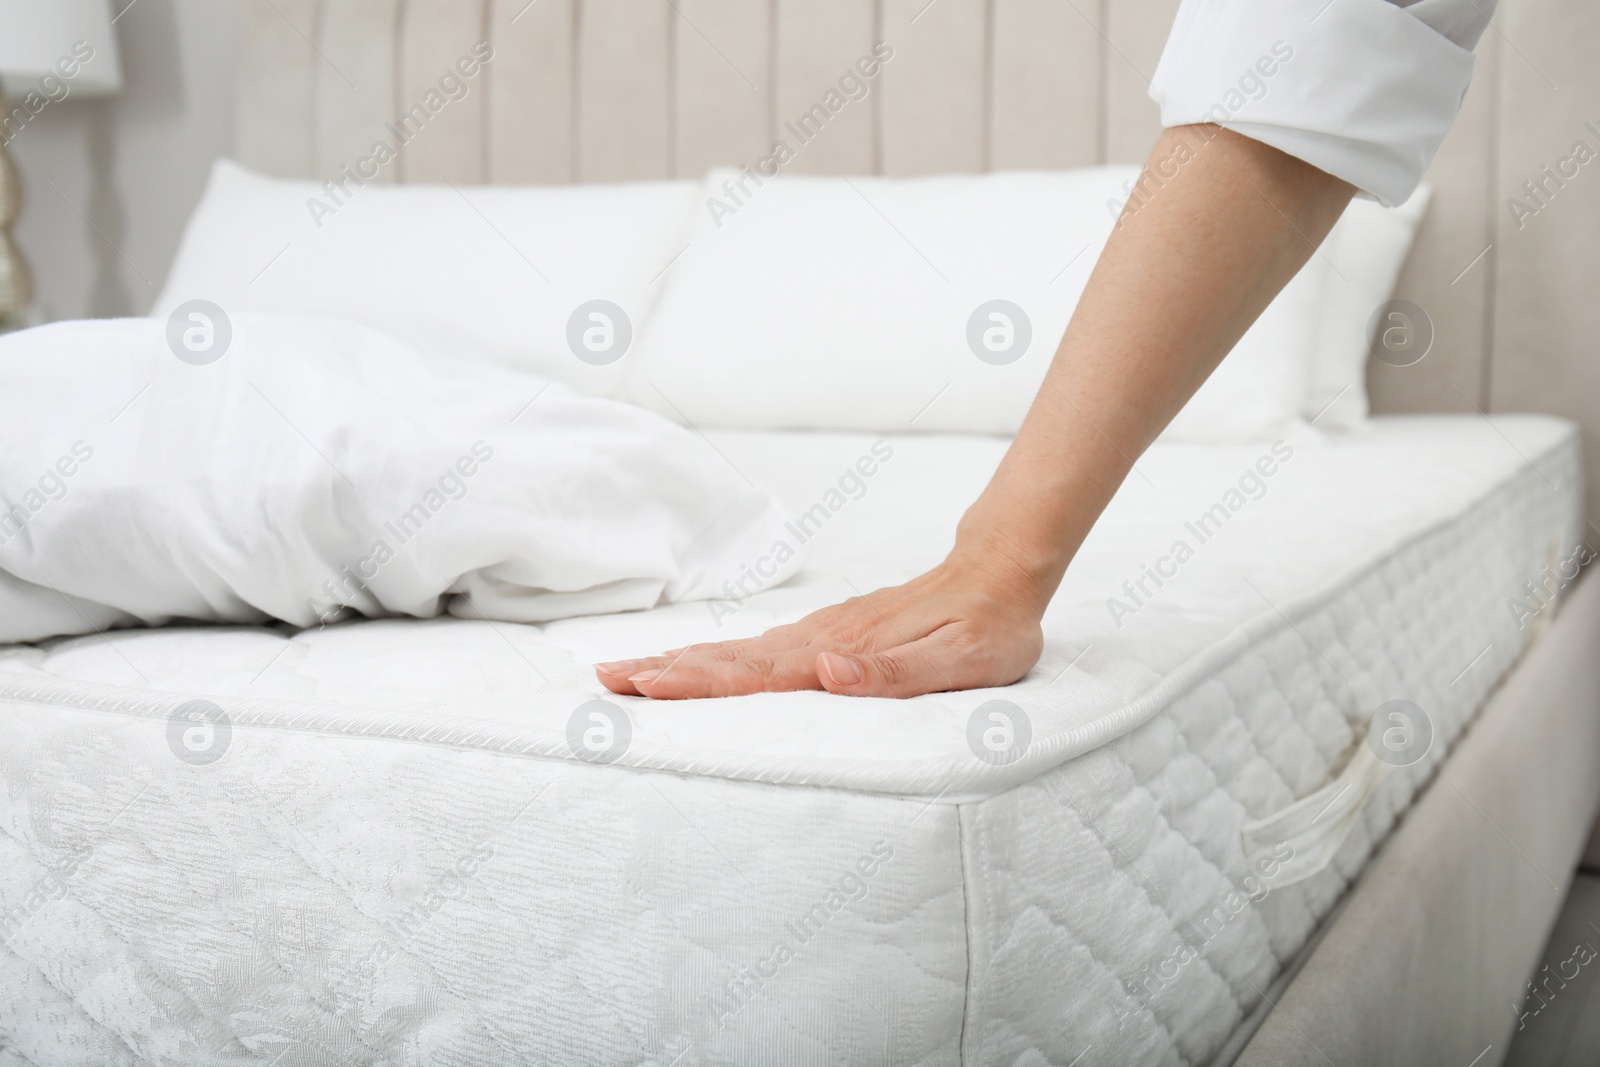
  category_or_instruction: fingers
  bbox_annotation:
[597,655,689,695]
[628,644,824,699]
[816,625,992,699]
[595,658,656,695]
[595,634,800,695]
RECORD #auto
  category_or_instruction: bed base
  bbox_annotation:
[1232,567,1600,1066]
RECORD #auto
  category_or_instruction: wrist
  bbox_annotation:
[947,512,1064,616]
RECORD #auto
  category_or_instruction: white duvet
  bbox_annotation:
[0,314,800,643]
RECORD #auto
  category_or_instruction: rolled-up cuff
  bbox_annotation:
[1150,0,1476,206]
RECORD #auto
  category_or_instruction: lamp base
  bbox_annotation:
[0,126,34,321]
[0,304,34,334]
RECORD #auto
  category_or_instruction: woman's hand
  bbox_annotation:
[595,543,1047,699]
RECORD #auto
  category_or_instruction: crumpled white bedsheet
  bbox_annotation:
[0,314,799,642]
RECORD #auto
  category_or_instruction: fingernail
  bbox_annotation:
[629,670,663,685]
[819,652,863,687]
[596,660,642,674]
[662,647,688,657]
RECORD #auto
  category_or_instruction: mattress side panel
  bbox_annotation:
[0,709,968,1066]
[959,436,1583,1067]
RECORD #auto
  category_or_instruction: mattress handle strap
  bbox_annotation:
[1238,743,1389,889]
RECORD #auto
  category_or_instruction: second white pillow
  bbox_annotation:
[1305,189,1432,427]
[626,166,1322,442]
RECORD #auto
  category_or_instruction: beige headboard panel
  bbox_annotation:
[238,0,1600,530]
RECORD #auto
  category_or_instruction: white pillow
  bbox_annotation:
[153,160,698,396]
[624,167,1322,442]
[0,314,799,643]
[1305,187,1432,427]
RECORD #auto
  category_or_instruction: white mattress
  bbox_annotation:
[0,415,1582,1066]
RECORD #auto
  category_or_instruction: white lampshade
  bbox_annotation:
[0,0,123,98]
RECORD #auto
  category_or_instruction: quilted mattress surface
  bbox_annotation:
[0,415,1583,1066]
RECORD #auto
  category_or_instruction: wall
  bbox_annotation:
[7,0,235,322]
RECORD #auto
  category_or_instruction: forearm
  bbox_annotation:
[954,125,1355,610]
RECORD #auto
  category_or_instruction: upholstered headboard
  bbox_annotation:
[237,0,1600,529]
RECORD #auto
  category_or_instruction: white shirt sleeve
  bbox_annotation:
[1150,0,1497,206]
